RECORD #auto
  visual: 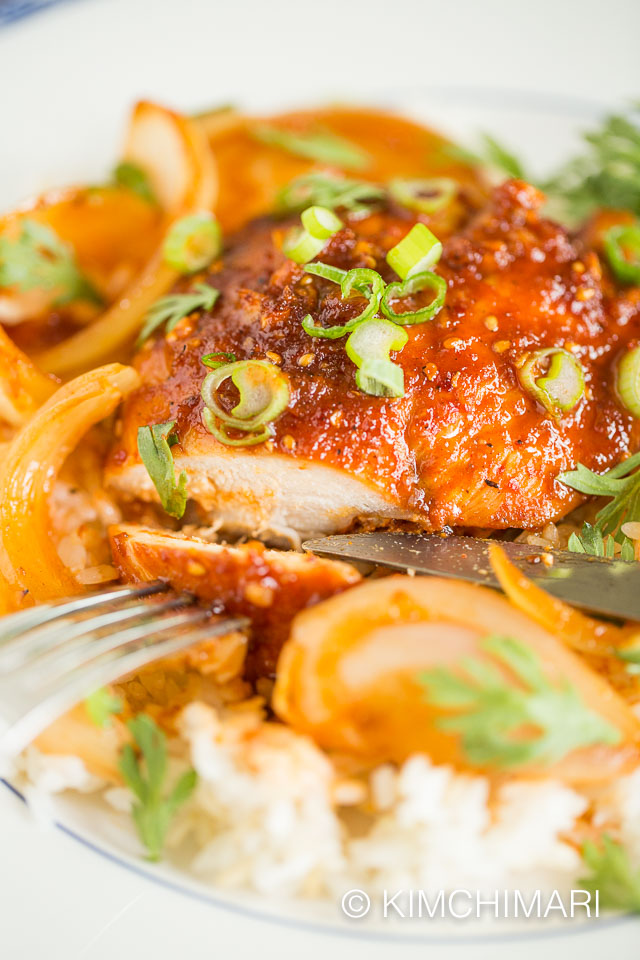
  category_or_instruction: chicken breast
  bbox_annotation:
[106,180,640,539]
[109,524,361,678]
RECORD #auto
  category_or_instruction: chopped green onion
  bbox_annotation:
[345,317,409,397]
[201,350,237,369]
[137,420,188,519]
[386,223,443,280]
[604,224,640,285]
[251,124,369,170]
[304,262,347,285]
[518,348,585,415]
[380,271,447,325]
[276,172,385,217]
[282,226,325,264]
[163,213,222,274]
[201,359,289,446]
[300,205,343,239]
[616,345,640,418]
[112,161,156,204]
[388,177,457,214]
[301,265,385,338]
[85,688,123,728]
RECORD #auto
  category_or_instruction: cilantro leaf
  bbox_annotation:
[559,453,640,539]
[112,161,157,205]
[137,282,219,346]
[85,687,123,728]
[137,420,188,518]
[0,219,101,306]
[580,835,640,913]
[418,634,620,769]
[567,521,635,561]
[276,172,385,217]
[118,714,197,861]
[251,124,369,171]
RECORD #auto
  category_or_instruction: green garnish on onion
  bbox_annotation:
[282,205,343,264]
[518,348,585,416]
[381,271,447,326]
[251,124,369,170]
[388,177,457,214]
[137,282,219,346]
[0,218,101,306]
[345,317,408,397]
[276,172,385,217]
[604,224,640,285]
[616,345,640,418]
[137,420,188,519]
[419,634,620,769]
[112,161,157,205]
[386,223,443,280]
[163,213,222,273]
[201,358,289,446]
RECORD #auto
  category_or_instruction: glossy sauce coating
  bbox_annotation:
[111,179,640,532]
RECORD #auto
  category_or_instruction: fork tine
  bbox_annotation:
[0,582,169,646]
[0,595,194,673]
[26,607,212,692]
[0,615,249,758]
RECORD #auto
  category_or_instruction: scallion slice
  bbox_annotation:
[518,348,585,415]
[388,177,457,214]
[345,317,409,397]
[386,223,443,280]
[282,226,325,264]
[301,264,385,338]
[616,345,640,418]
[380,271,447,325]
[163,213,222,273]
[604,224,640,285]
[276,172,385,217]
[300,205,343,239]
[201,358,289,446]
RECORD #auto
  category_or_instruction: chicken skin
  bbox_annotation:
[106,180,640,539]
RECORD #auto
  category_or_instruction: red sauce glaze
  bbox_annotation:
[110,180,640,532]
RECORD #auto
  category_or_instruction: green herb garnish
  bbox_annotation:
[137,282,219,346]
[559,452,640,545]
[580,835,640,913]
[112,161,157,204]
[542,109,640,224]
[252,124,369,171]
[137,420,188,518]
[568,521,635,561]
[445,134,527,179]
[119,715,197,862]
[419,634,620,769]
[85,688,123,728]
[0,219,101,306]
[276,172,384,216]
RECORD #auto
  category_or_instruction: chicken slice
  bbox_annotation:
[109,524,361,679]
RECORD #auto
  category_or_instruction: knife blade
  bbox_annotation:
[302,532,640,621]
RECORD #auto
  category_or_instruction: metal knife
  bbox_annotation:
[302,532,640,622]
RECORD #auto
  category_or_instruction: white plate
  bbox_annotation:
[1,1,639,957]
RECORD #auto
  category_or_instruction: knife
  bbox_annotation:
[302,532,640,622]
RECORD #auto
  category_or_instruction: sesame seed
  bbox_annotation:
[572,261,585,275]
[443,337,464,350]
[298,352,315,367]
[493,340,512,354]
[422,362,438,381]
[576,286,596,302]
[282,434,296,451]
[484,315,498,331]
[329,410,343,426]
[266,351,282,364]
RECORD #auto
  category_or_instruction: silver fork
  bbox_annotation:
[0,582,248,759]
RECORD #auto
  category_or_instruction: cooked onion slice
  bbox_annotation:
[273,573,640,783]
[35,102,217,377]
